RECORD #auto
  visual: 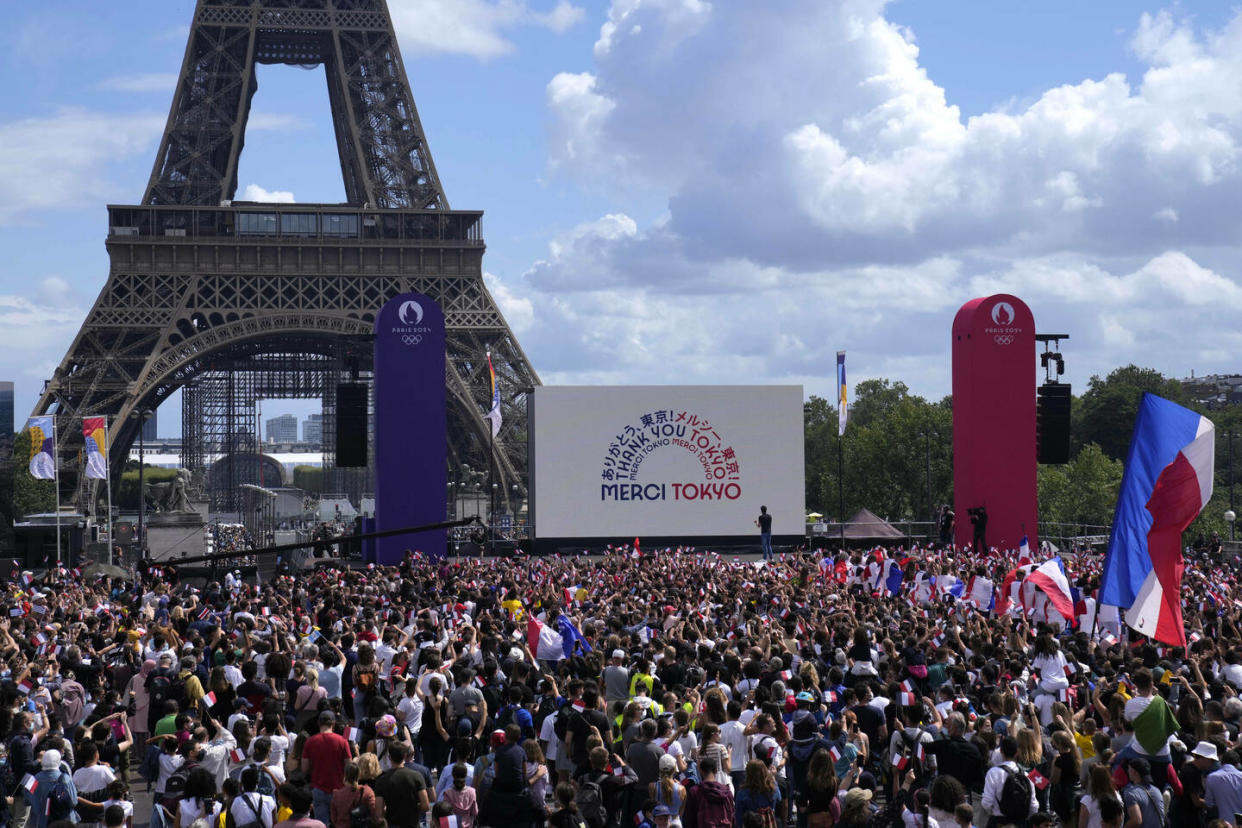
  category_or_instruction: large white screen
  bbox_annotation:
[532,386,805,540]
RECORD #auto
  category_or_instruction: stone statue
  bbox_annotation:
[143,468,195,513]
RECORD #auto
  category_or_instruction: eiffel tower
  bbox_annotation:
[33,0,539,514]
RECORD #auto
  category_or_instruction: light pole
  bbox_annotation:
[1230,429,1236,541]
[134,408,154,559]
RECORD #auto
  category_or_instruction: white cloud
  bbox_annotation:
[0,287,88,384]
[241,184,296,203]
[97,73,178,93]
[519,2,1242,398]
[0,108,165,221]
[389,0,585,59]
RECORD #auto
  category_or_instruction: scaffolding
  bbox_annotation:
[181,343,373,513]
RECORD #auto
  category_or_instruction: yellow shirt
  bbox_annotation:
[1073,730,1095,759]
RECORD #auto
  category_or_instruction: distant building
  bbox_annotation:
[303,413,323,444]
[0,381,12,444]
[1180,373,1242,409]
[266,413,298,443]
[140,408,158,442]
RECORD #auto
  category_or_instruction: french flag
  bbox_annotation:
[1024,558,1076,621]
[1018,536,1032,565]
[527,617,566,661]
[1101,394,1213,647]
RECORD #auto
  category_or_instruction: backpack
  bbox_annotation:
[147,673,173,709]
[574,776,607,828]
[46,775,75,823]
[228,763,277,798]
[752,804,778,828]
[553,702,575,743]
[534,694,558,731]
[232,793,266,828]
[998,765,1033,822]
[356,668,378,697]
[474,754,497,801]
[348,789,377,828]
[164,760,199,805]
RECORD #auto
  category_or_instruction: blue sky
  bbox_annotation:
[2,0,1241,438]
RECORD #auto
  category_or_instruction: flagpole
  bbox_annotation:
[488,348,496,558]
[837,436,844,550]
[53,415,61,569]
[105,416,114,566]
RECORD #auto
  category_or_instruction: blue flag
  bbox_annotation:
[556,615,591,658]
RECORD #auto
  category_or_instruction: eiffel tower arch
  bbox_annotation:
[33,0,539,517]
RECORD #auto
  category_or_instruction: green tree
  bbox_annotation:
[1076,365,1187,461]
[1037,443,1123,529]
[11,431,55,519]
[804,382,952,525]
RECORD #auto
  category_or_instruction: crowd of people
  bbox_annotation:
[1,540,1241,828]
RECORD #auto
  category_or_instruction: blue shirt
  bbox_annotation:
[1206,763,1242,823]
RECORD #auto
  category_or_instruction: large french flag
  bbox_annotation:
[1100,394,1214,647]
[1025,558,1076,620]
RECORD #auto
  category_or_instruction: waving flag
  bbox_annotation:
[555,614,592,658]
[527,616,565,661]
[1025,557,1076,620]
[995,564,1035,616]
[24,417,55,479]
[837,351,847,436]
[1101,394,1213,647]
[82,417,108,480]
[484,350,502,437]
[1018,535,1032,565]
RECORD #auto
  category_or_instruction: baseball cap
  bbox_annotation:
[612,649,625,659]
[490,730,507,748]
[651,805,672,817]
[318,710,336,724]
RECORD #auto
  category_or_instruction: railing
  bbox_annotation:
[107,204,483,245]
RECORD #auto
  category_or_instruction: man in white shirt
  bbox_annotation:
[230,766,277,828]
[981,736,1036,823]
[72,742,117,828]
[719,701,749,790]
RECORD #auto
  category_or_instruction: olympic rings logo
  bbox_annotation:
[402,334,423,345]
[993,335,1014,345]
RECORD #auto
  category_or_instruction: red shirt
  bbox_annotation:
[302,730,351,793]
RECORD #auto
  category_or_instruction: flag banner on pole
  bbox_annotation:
[836,351,848,437]
[82,417,108,480]
[24,417,55,480]
[485,351,502,437]
[1100,393,1214,647]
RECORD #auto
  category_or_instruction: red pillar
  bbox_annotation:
[952,294,1038,554]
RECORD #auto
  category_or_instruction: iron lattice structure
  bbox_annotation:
[33,0,539,514]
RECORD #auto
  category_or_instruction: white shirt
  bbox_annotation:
[982,760,1037,817]
[224,664,245,688]
[397,693,424,736]
[229,792,277,828]
[73,764,116,796]
[719,720,749,772]
[539,711,560,760]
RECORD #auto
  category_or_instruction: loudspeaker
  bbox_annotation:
[336,383,369,467]
[1037,382,1072,464]
[114,522,134,545]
